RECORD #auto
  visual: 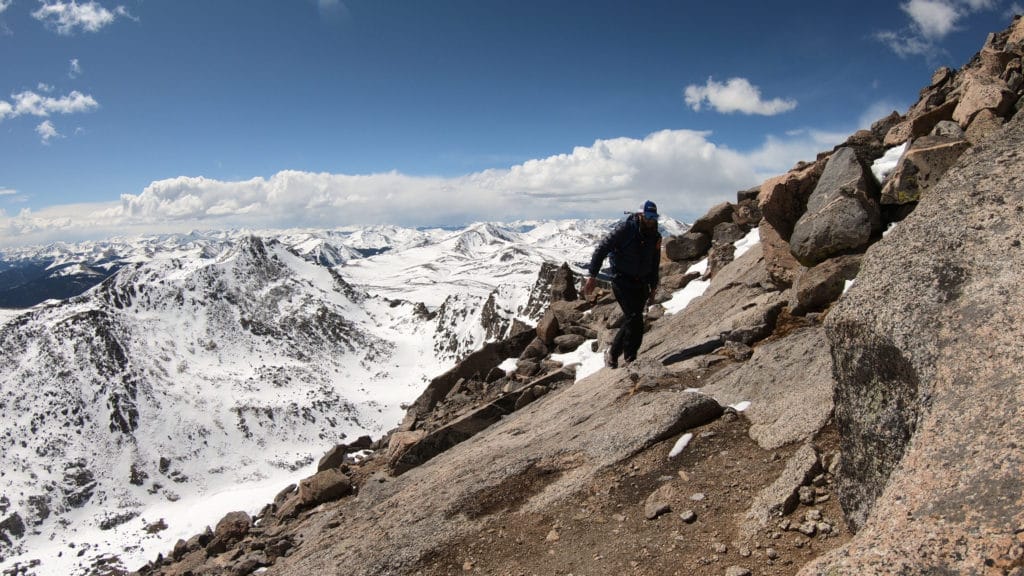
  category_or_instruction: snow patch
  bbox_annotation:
[871,142,907,183]
[668,432,693,458]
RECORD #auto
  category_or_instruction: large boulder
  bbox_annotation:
[689,202,735,235]
[789,147,881,267]
[758,161,823,240]
[952,71,1017,126]
[758,219,802,289]
[879,133,971,205]
[664,232,711,262]
[884,99,959,146]
[803,107,1024,574]
[789,254,862,316]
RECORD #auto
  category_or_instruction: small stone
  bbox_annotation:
[794,537,807,548]
[798,521,817,536]
[680,510,698,524]
[812,474,828,487]
[739,546,751,558]
[612,514,626,523]
[462,560,474,571]
[691,492,706,501]
[766,547,780,560]
[778,519,792,531]
[805,509,823,522]
[798,486,816,505]
[725,566,752,576]
[645,501,671,520]
[546,529,560,542]
[713,542,728,554]
[817,522,832,535]
[678,470,690,481]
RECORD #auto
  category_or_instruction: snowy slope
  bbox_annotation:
[0,217,688,574]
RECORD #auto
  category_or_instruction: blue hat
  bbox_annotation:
[643,200,659,220]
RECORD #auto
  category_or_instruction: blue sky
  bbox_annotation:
[0,0,1020,245]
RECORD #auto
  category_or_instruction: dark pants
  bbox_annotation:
[610,277,649,363]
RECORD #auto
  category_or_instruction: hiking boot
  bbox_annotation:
[622,355,636,367]
[604,349,618,369]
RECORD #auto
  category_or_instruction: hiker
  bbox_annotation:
[583,200,662,368]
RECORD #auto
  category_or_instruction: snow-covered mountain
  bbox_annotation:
[0,217,686,574]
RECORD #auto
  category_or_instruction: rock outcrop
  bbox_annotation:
[803,93,1024,576]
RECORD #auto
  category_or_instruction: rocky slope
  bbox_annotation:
[23,16,1024,576]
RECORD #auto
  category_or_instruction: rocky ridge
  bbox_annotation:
[66,16,1024,576]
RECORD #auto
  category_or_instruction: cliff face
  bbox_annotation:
[132,17,1024,576]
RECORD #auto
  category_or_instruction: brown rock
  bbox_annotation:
[758,220,801,288]
[869,111,903,142]
[550,262,578,302]
[689,202,734,235]
[977,47,1018,77]
[790,255,863,316]
[1009,15,1024,45]
[205,511,251,556]
[880,134,971,205]
[952,72,1016,126]
[884,99,959,146]
[664,232,711,262]
[298,468,353,506]
[758,161,824,239]
[965,107,1005,144]
[536,309,560,345]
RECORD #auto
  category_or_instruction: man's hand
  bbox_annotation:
[583,276,597,301]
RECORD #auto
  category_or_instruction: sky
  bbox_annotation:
[0,0,1020,246]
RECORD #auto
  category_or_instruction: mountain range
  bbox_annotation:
[0,217,685,574]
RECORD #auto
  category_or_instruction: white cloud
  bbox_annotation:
[0,0,11,14]
[878,0,1004,58]
[0,89,99,121]
[32,0,131,34]
[684,77,797,116]
[0,187,17,196]
[69,58,82,78]
[37,83,54,93]
[904,0,960,39]
[0,124,870,246]
[35,120,61,143]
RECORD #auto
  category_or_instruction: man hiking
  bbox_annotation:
[583,200,662,368]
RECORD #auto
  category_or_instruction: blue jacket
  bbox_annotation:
[588,214,661,289]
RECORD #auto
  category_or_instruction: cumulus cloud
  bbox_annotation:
[0,124,867,246]
[0,0,11,14]
[69,58,82,78]
[876,0,1003,58]
[36,120,61,143]
[32,0,131,34]
[0,89,99,122]
[684,77,797,116]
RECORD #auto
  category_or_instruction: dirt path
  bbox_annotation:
[412,414,848,576]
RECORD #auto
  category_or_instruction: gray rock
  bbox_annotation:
[880,134,971,205]
[725,566,752,576]
[712,222,746,245]
[690,202,735,235]
[790,147,882,266]
[808,86,1024,575]
[665,232,711,262]
[701,326,835,450]
[790,254,862,316]
[680,510,697,523]
[742,443,821,536]
[553,333,586,353]
[550,262,578,303]
[799,486,816,505]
